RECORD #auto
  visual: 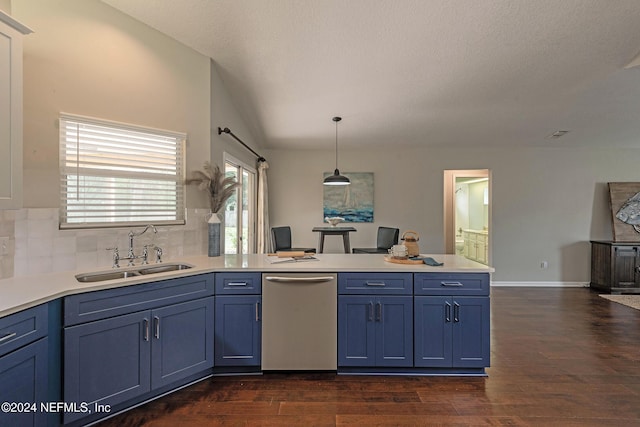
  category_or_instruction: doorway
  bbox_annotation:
[443,170,491,265]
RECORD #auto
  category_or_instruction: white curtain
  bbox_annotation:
[257,160,271,253]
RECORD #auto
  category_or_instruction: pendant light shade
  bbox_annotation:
[323,116,350,186]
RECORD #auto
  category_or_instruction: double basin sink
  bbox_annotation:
[75,263,193,283]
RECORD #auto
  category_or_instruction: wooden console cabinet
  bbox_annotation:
[590,240,640,294]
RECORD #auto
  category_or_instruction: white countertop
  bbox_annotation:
[0,254,493,318]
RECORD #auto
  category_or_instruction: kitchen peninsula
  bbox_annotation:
[0,254,493,426]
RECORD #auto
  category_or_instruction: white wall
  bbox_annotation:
[13,0,211,208]
[209,61,261,181]
[0,0,264,279]
[0,0,214,278]
[0,0,10,14]
[265,145,635,284]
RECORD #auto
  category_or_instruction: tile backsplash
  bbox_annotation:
[0,208,210,279]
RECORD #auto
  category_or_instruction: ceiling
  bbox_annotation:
[102,0,640,151]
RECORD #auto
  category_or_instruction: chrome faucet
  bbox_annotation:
[107,247,120,268]
[155,246,163,263]
[123,225,157,266]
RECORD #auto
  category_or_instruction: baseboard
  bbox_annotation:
[491,281,589,288]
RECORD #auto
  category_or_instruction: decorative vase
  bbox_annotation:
[208,212,221,257]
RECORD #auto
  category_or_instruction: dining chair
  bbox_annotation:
[352,227,399,254]
[271,226,316,253]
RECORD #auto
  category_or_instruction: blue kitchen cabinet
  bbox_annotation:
[0,303,50,427]
[214,296,261,366]
[338,295,413,367]
[63,274,214,424]
[151,298,215,388]
[64,297,214,424]
[0,338,48,427]
[214,272,261,368]
[414,272,490,370]
[64,311,151,423]
[337,273,413,368]
[414,296,489,368]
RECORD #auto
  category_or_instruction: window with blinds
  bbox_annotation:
[59,113,186,228]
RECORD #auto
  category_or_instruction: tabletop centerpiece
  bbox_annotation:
[324,216,345,227]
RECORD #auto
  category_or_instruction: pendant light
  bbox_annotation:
[323,116,350,186]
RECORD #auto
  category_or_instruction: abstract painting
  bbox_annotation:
[323,172,374,222]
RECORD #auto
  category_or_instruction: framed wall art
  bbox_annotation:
[323,172,374,222]
[608,182,640,241]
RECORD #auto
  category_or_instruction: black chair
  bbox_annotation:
[352,227,399,254]
[271,226,316,253]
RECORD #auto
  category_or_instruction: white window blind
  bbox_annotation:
[59,113,186,228]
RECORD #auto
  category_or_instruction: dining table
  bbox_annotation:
[312,226,357,253]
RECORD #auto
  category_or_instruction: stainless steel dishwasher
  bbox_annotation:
[262,273,337,370]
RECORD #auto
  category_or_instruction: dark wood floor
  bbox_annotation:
[96,287,640,426]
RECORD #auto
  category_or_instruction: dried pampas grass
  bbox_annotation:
[185,162,240,213]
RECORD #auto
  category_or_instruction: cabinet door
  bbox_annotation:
[414,296,452,367]
[215,296,261,366]
[452,297,490,368]
[151,297,214,388]
[0,17,27,209]
[476,240,486,264]
[469,241,478,261]
[64,311,151,423]
[0,338,48,427]
[612,246,640,289]
[338,296,375,366]
[376,296,413,367]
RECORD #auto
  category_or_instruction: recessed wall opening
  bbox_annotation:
[443,169,491,265]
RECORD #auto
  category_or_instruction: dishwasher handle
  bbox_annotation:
[264,275,335,283]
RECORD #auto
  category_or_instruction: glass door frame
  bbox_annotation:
[223,153,257,254]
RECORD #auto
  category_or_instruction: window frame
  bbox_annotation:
[58,113,186,229]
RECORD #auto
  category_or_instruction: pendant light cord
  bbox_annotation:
[335,119,339,170]
[333,116,342,171]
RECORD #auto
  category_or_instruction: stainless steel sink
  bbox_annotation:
[137,263,193,275]
[75,270,140,283]
[75,263,193,282]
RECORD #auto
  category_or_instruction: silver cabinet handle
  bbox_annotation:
[228,282,248,287]
[265,276,334,283]
[154,316,160,339]
[368,301,374,321]
[445,302,451,322]
[453,302,460,323]
[0,332,17,343]
[365,281,386,287]
[143,318,149,341]
[441,281,463,287]
[255,301,261,321]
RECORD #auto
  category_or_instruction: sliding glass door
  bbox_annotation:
[224,155,256,254]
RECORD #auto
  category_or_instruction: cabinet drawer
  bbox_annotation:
[0,304,48,357]
[215,272,262,294]
[64,273,214,326]
[414,273,489,296]
[338,273,413,295]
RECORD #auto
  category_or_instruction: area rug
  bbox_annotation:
[600,294,640,310]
